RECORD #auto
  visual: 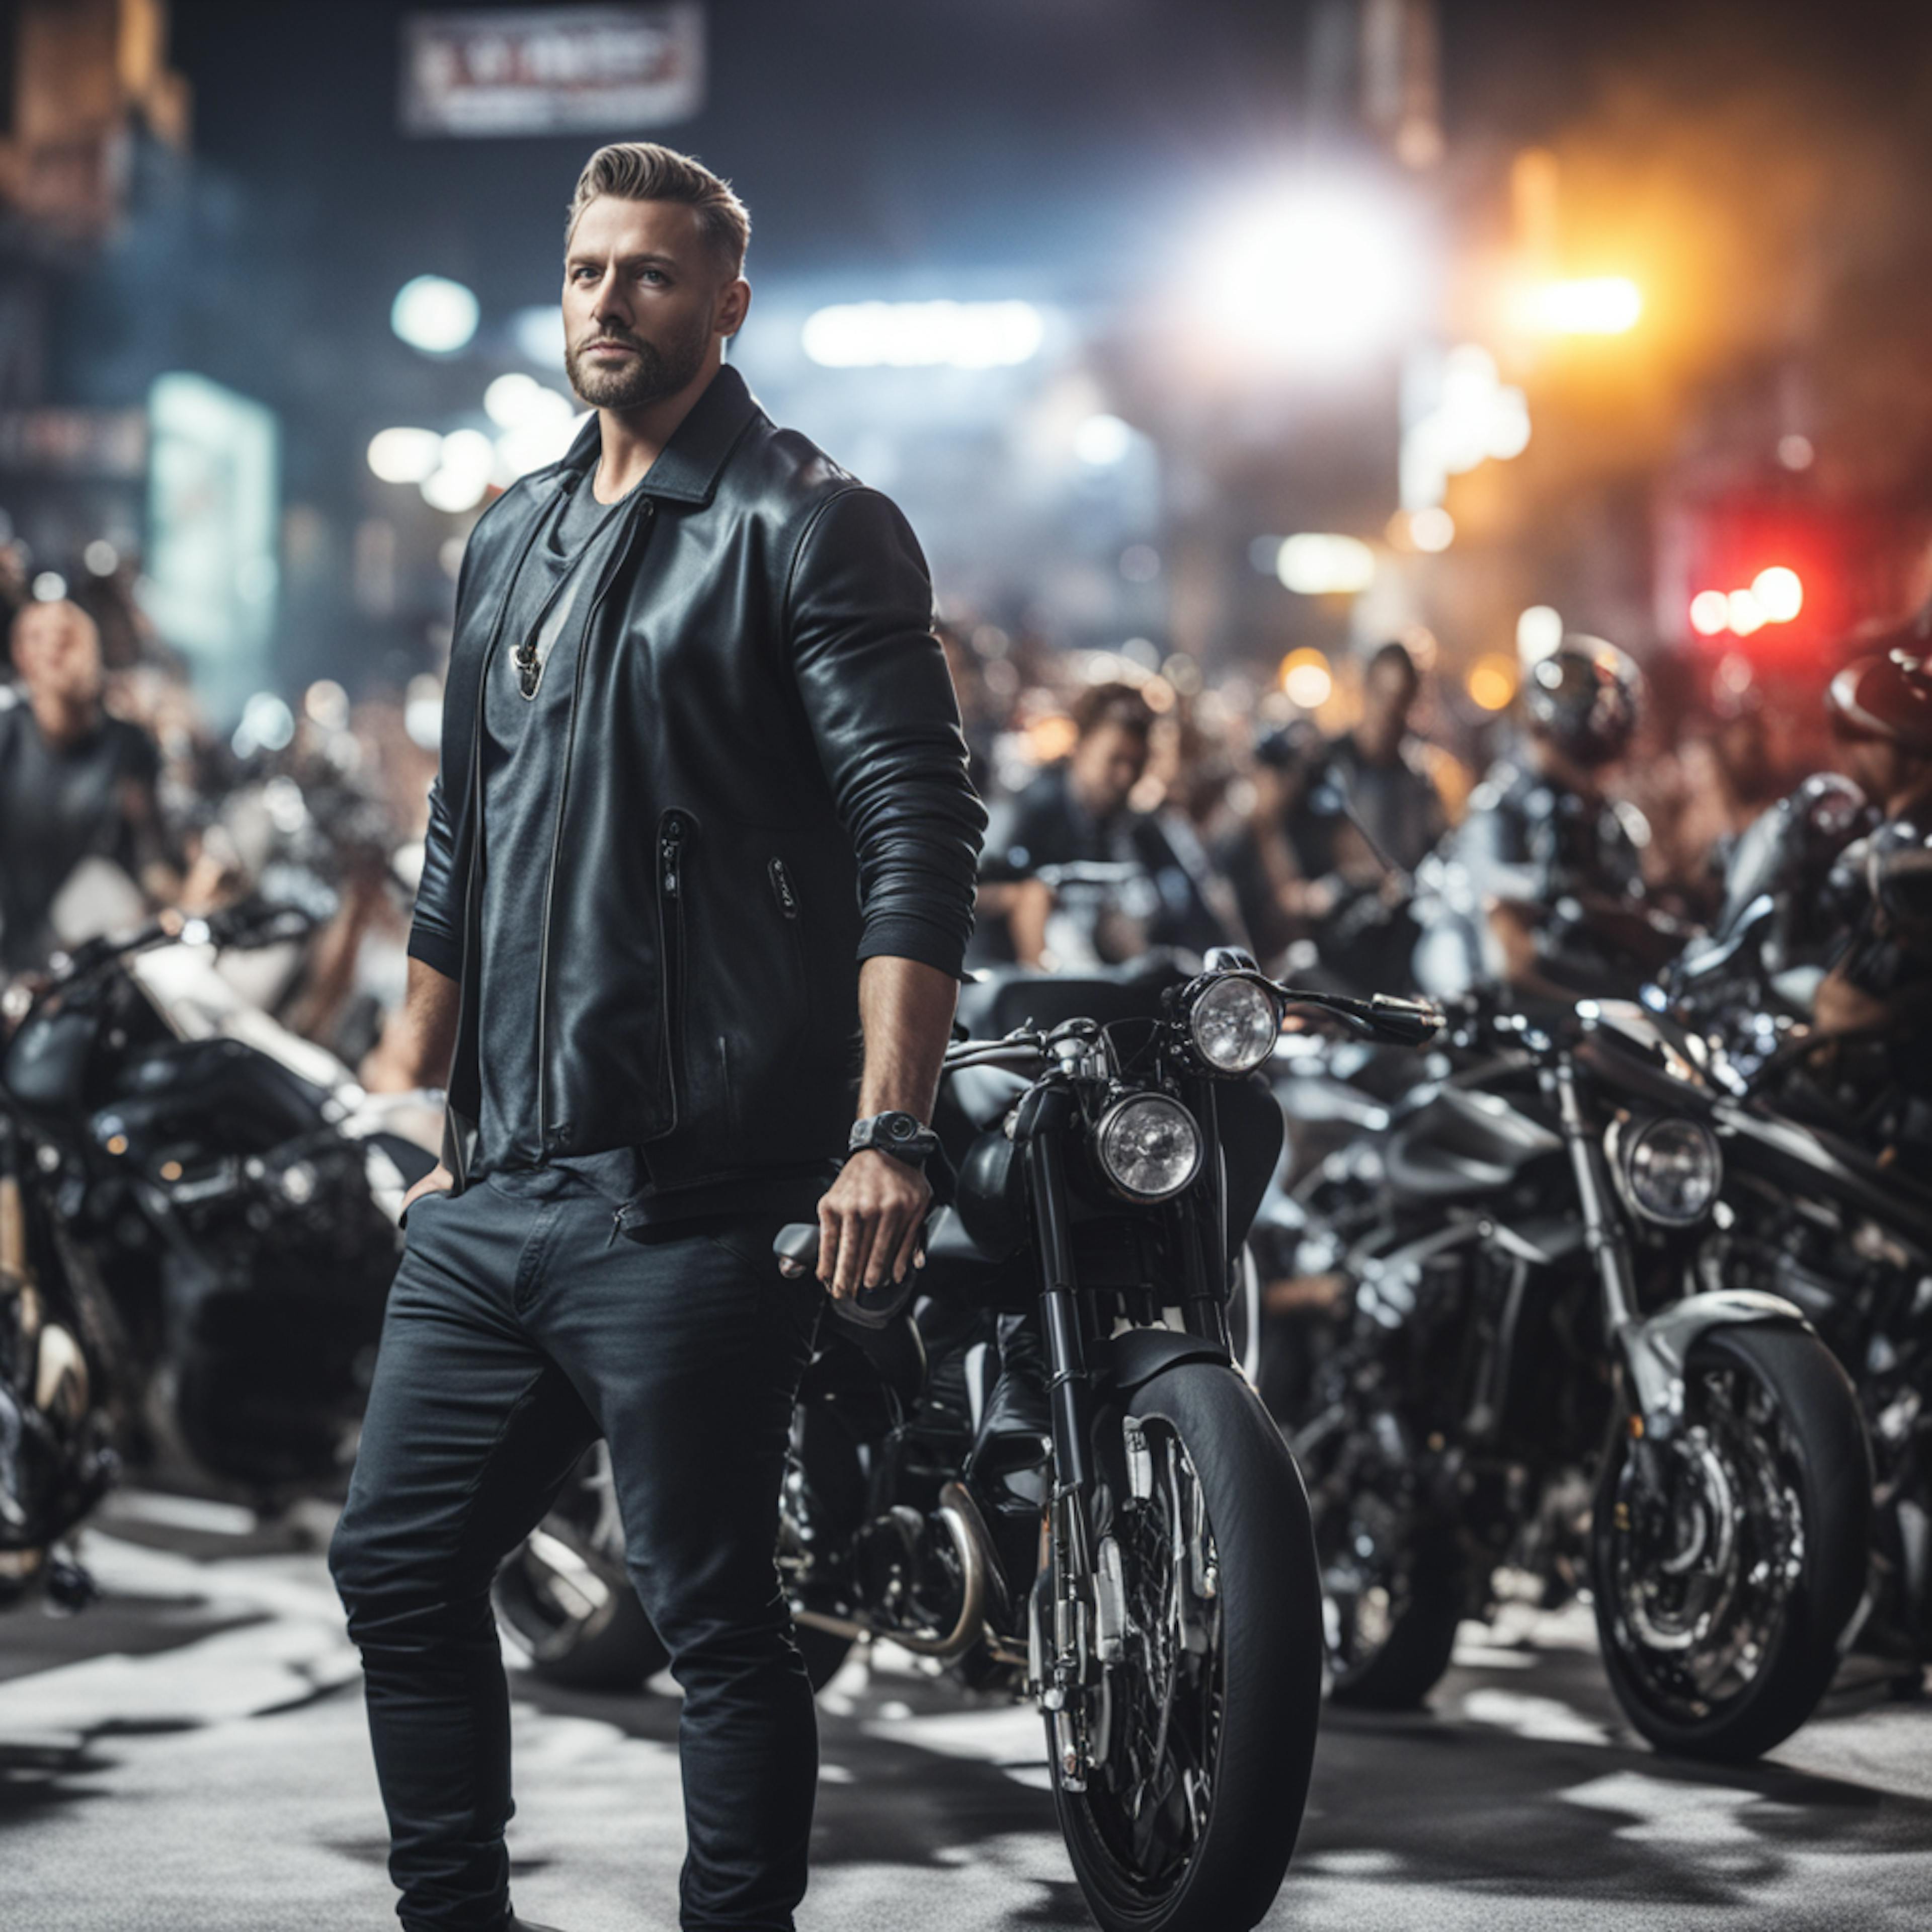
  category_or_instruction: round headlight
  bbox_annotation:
[1189,975,1281,1075]
[1611,1115,1722,1226]
[1097,1094,1203,1202]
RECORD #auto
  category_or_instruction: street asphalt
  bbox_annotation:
[1,1488,1928,1931]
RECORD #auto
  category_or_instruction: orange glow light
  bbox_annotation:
[1467,655,1519,711]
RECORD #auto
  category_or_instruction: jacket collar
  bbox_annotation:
[554,362,760,507]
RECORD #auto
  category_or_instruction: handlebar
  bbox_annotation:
[1274,986,1446,1047]
[773,1221,922,1330]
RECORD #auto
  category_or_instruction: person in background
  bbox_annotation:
[1413,635,1672,1002]
[1816,643,1932,1052]
[0,598,176,972]
[1323,640,1446,877]
[981,681,1232,967]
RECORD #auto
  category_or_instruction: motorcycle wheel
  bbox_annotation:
[494,1445,662,1691]
[496,1448,856,1694]
[1052,1363,1323,1932]
[1592,1323,1872,1763]
[1295,1406,1462,1709]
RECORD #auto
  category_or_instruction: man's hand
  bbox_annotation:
[402,1164,455,1220]
[816,1149,931,1302]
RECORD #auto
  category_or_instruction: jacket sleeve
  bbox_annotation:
[786,486,987,979]
[406,772,466,981]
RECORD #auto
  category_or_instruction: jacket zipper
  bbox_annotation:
[657,809,687,1130]
[535,498,654,1152]
[768,857,800,918]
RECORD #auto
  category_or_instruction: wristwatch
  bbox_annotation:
[848,1110,940,1167]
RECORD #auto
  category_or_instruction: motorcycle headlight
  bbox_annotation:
[1188,974,1281,1075]
[1608,1115,1722,1227]
[1096,1094,1203,1202]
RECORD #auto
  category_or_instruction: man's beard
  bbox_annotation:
[565,315,710,411]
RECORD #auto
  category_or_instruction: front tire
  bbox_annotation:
[1053,1362,1324,1932]
[1592,1322,1871,1762]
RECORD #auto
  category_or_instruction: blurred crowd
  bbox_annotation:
[0,521,1865,1079]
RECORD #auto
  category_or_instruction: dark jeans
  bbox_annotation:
[329,1168,822,1931]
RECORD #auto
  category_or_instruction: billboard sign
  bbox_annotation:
[145,373,280,728]
[401,6,705,137]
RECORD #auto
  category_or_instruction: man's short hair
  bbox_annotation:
[1072,681,1155,744]
[1366,639,1419,690]
[566,142,751,275]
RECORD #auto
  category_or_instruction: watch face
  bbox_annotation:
[889,1115,916,1139]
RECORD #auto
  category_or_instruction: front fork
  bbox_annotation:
[1546,1055,1681,1514]
[1016,1089,1100,1786]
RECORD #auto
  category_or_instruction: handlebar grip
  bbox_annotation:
[1366,995,1445,1045]
[772,1221,917,1330]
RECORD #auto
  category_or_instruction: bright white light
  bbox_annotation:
[1516,605,1563,661]
[485,372,573,430]
[1751,566,1803,623]
[1283,659,1333,709]
[1514,277,1643,336]
[1689,590,1731,636]
[405,674,444,750]
[367,427,445,485]
[421,429,496,513]
[1727,589,1766,636]
[1074,414,1134,465]
[391,275,480,355]
[83,540,118,577]
[1205,183,1419,366]
[30,571,66,602]
[1402,343,1531,510]
[1778,434,1814,472]
[485,377,581,482]
[1409,507,1455,552]
[1276,534,1376,596]
[801,301,1044,369]
[232,691,294,758]
[304,679,349,730]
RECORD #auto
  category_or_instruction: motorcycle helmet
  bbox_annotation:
[1521,636,1642,768]
[1826,639,1932,756]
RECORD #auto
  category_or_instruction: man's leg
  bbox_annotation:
[528,1205,821,1932]
[330,1183,597,1932]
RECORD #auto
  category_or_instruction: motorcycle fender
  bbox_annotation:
[1094,1326,1229,1399]
[1623,1288,1810,1437]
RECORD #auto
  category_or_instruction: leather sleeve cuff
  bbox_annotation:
[406,921,465,983]
[856,914,972,984]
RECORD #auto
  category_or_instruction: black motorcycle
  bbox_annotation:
[1665,778,1932,1672]
[1286,993,1872,1761]
[496,952,1440,1932]
[0,904,435,1574]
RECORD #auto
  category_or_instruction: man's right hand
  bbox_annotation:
[402,1165,455,1219]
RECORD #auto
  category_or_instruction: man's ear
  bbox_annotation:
[718,276,751,341]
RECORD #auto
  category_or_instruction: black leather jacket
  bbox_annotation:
[409,366,986,1187]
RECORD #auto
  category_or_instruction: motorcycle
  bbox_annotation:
[1663,776,1932,1671]
[0,902,437,1574]
[496,951,1441,1931]
[1287,992,1873,1761]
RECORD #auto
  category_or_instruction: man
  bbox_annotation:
[0,598,173,971]
[328,143,985,1932]
[982,680,1231,966]
[1322,639,1445,878]
[1412,635,1668,1001]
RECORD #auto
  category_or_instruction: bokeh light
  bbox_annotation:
[1467,655,1520,710]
